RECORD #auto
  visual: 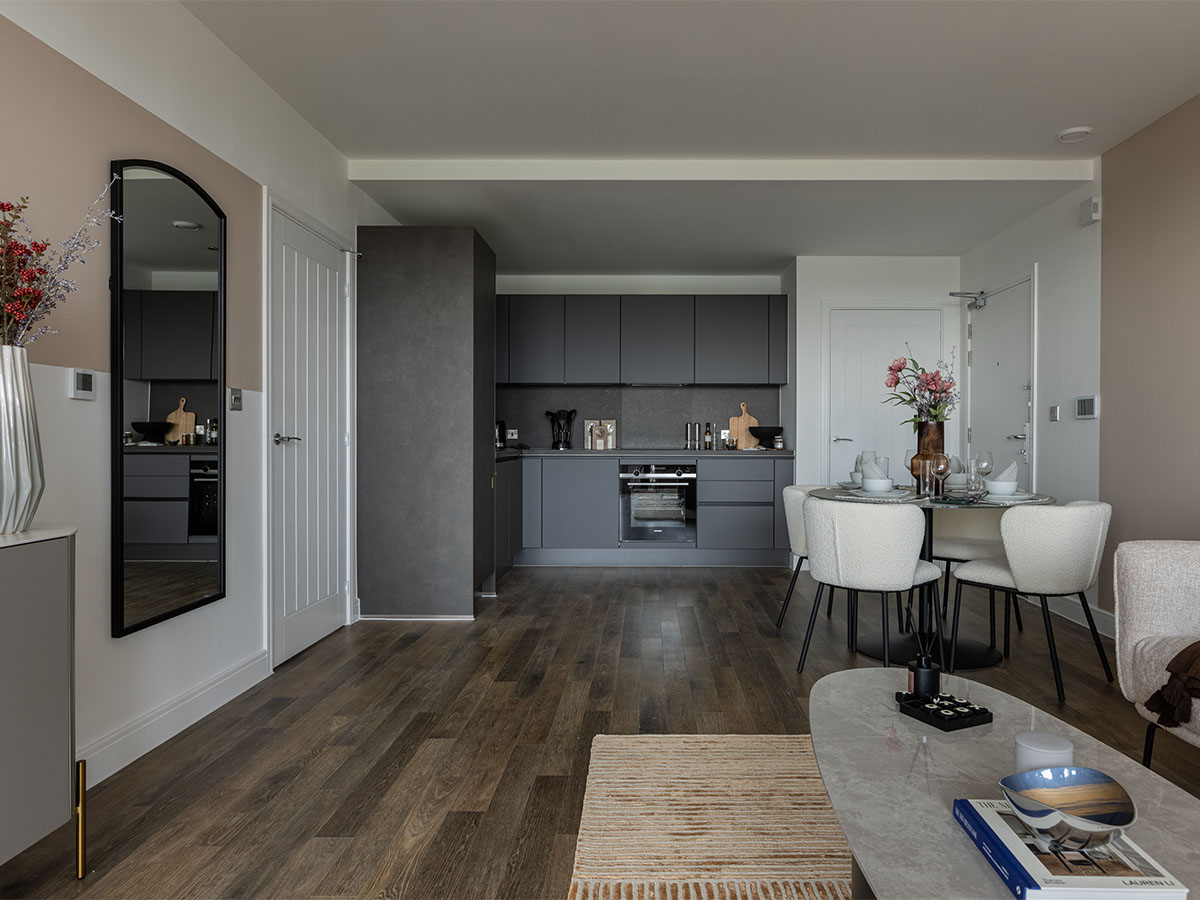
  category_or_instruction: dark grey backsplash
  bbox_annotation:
[497,385,780,449]
[149,381,220,428]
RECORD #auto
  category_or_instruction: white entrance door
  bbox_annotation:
[269,209,349,666]
[967,277,1034,491]
[828,308,944,484]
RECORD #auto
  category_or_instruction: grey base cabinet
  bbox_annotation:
[541,457,618,548]
[495,457,522,577]
[696,457,779,550]
[0,531,75,866]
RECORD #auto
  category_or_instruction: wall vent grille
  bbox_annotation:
[1075,395,1100,419]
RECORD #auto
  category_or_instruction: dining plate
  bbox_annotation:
[850,488,913,500]
[836,481,859,489]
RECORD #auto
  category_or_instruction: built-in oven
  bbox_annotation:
[188,457,219,538]
[619,463,697,544]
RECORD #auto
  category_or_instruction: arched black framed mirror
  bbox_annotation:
[110,160,226,637]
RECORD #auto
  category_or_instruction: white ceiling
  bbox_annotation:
[183,0,1200,274]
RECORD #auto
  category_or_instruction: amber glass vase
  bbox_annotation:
[909,421,945,484]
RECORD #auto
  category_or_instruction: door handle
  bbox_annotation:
[273,433,303,445]
[832,436,854,442]
[1006,434,1028,440]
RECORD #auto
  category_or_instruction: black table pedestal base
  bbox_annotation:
[855,632,1003,671]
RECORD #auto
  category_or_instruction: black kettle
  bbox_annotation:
[545,409,576,450]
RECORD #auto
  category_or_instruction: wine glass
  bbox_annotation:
[931,453,951,496]
[975,451,994,479]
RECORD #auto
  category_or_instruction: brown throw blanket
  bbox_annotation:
[1145,640,1200,728]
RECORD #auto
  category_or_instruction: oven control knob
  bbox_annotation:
[631,468,642,478]
[674,468,684,478]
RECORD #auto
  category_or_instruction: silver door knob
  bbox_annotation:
[1006,434,1028,440]
[832,436,854,442]
[273,433,303,445]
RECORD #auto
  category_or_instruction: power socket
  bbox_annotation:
[1049,405,1059,422]
[506,428,518,440]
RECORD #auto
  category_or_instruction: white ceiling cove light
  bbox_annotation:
[172,220,201,230]
[1056,126,1094,144]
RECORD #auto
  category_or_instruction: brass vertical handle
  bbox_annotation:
[75,759,86,879]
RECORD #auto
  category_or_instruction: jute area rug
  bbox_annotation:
[568,734,852,900]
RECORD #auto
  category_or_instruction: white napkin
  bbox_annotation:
[853,453,862,473]
[861,459,888,480]
[992,460,1019,482]
[860,450,876,466]
[950,455,965,474]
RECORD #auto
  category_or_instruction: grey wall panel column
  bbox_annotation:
[522,457,542,547]
[564,295,620,383]
[472,233,497,607]
[768,294,788,385]
[695,295,768,384]
[357,226,495,617]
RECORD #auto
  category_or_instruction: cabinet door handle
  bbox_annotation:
[273,433,303,445]
[832,436,854,442]
[1006,434,1027,441]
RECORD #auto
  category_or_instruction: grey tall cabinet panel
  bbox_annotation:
[357,226,495,617]
[695,295,768,384]
[541,457,618,548]
[620,295,694,383]
[496,295,510,384]
[769,294,788,385]
[564,295,620,383]
[509,295,564,383]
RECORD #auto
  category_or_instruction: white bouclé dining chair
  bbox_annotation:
[948,500,1114,702]
[797,497,944,671]
[775,485,828,630]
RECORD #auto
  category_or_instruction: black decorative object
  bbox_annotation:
[895,690,993,732]
[546,408,576,450]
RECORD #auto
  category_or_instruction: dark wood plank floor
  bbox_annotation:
[3,566,1197,899]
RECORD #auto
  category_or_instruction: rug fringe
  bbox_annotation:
[567,879,853,900]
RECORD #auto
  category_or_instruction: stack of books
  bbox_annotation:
[954,798,1188,899]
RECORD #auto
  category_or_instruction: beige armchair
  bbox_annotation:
[1114,540,1200,768]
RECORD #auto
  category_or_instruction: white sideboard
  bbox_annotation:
[0,527,75,866]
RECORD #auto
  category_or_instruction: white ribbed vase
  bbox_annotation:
[0,345,45,534]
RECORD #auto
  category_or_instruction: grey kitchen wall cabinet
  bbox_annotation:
[509,294,564,383]
[541,457,619,548]
[619,295,695,384]
[357,226,495,617]
[768,294,788,385]
[564,295,620,383]
[123,290,143,379]
[139,290,217,381]
[694,295,769,384]
[496,295,510,384]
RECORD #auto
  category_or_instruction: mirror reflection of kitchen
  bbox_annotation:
[120,166,221,629]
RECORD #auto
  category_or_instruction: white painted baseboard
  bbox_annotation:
[77,650,271,787]
[357,615,475,622]
[1023,592,1115,639]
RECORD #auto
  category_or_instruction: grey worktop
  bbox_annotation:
[123,445,217,454]
[498,448,794,460]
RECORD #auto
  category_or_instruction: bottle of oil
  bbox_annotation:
[703,422,713,450]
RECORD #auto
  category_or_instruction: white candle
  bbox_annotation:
[1014,731,1074,772]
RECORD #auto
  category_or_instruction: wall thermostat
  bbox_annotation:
[1079,196,1102,227]
[67,368,96,401]
[1075,395,1100,419]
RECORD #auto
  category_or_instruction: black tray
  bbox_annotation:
[895,690,993,731]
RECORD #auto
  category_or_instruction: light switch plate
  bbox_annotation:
[506,428,518,440]
[228,388,243,411]
[1049,405,1060,422]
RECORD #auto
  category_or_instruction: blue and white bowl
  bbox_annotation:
[998,767,1136,850]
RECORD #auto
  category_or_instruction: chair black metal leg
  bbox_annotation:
[1078,592,1114,682]
[1039,594,1065,702]
[942,560,952,617]
[776,557,803,629]
[903,588,915,633]
[1003,592,1012,658]
[850,591,860,651]
[949,581,964,673]
[988,588,996,649]
[895,593,905,633]
[826,585,835,617]
[797,583,825,672]
[1143,722,1158,768]
[1013,594,1024,632]
[880,592,891,668]
[931,582,946,670]
[846,589,854,649]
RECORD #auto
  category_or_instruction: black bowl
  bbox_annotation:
[132,421,171,442]
[749,426,783,445]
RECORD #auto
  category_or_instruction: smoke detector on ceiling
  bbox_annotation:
[1056,126,1094,144]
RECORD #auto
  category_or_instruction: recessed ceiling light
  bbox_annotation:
[172,220,201,230]
[1056,126,1094,144]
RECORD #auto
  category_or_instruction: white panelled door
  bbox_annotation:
[828,308,944,484]
[967,278,1034,490]
[270,209,349,666]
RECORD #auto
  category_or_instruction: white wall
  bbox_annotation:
[791,257,962,484]
[31,365,269,785]
[960,173,1102,505]
[0,1,397,241]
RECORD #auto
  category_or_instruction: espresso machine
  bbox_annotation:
[545,409,576,449]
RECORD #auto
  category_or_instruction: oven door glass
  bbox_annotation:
[620,481,696,543]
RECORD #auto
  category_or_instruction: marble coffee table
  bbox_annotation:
[809,668,1200,899]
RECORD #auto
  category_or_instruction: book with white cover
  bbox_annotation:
[954,798,1188,899]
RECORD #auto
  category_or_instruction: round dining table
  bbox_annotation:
[807,485,1055,670]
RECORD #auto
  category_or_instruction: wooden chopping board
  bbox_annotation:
[165,397,196,444]
[729,402,759,449]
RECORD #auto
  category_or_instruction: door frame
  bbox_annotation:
[262,191,357,668]
[820,298,962,484]
[964,264,1039,492]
